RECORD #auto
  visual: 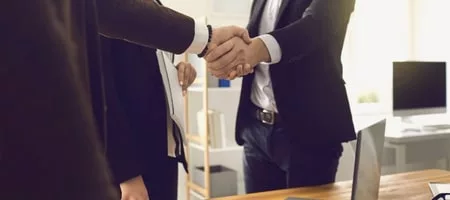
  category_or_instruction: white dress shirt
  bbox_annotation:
[250,0,283,112]
[185,19,210,54]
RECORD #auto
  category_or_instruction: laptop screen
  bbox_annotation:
[351,119,386,200]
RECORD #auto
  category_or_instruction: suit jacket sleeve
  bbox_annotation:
[269,0,355,63]
[1,0,117,199]
[96,0,196,54]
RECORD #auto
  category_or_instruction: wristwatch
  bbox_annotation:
[198,24,212,58]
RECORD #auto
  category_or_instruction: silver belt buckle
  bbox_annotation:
[260,109,275,125]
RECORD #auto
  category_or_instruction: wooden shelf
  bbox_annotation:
[186,134,203,144]
[187,182,207,197]
[188,86,241,92]
[185,36,212,199]
[190,190,207,200]
[189,143,242,153]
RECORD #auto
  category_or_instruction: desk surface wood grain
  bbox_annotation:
[213,169,450,200]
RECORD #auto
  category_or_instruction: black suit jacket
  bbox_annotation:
[2,0,199,199]
[101,37,171,185]
[236,0,356,146]
[100,0,188,186]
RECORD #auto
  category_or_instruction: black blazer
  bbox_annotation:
[236,0,357,146]
[101,37,171,185]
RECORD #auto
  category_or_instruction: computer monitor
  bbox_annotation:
[393,61,447,119]
[351,119,386,200]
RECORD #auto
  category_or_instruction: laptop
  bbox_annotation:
[350,118,386,200]
[286,118,386,200]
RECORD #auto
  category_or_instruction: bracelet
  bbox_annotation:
[198,25,212,58]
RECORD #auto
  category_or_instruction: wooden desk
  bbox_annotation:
[213,169,450,200]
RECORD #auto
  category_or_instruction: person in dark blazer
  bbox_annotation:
[205,0,357,193]
[101,38,196,200]
[1,0,250,199]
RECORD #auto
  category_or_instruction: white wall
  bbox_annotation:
[161,0,251,27]
[161,0,208,18]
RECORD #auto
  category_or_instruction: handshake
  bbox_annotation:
[203,26,271,80]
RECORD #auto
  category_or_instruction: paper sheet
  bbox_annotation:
[156,50,186,137]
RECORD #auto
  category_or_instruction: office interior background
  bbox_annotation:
[158,0,450,199]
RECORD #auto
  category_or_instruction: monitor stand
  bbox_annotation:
[399,116,422,132]
[400,116,415,124]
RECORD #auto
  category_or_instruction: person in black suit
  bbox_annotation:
[2,0,250,199]
[205,0,356,193]
[99,1,196,199]
[101,38,197,200]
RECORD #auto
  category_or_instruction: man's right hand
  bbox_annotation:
[120,175,149,200]
[208,26,252,52]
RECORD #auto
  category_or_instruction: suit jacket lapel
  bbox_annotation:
[275,0,291,26]
[247,0,267,36]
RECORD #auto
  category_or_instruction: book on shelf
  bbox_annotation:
[197,109,227,149]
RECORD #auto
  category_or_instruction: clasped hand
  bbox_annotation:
[204,26,270,80]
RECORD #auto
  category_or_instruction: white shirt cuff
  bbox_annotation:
[257,34,282,64]
[184,19,209,54]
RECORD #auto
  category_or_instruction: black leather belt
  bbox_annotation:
[250,104,281,125]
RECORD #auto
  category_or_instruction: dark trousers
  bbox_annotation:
[143,157,178,200]
[241,117,343,194]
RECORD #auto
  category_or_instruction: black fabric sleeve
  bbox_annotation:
[269,0,355,63]
[96,0,196,54]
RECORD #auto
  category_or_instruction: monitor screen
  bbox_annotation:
[393,61,446,114]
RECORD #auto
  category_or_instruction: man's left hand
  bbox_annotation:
[176,61,197,96]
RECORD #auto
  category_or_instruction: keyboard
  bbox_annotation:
[422,124,450,131]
